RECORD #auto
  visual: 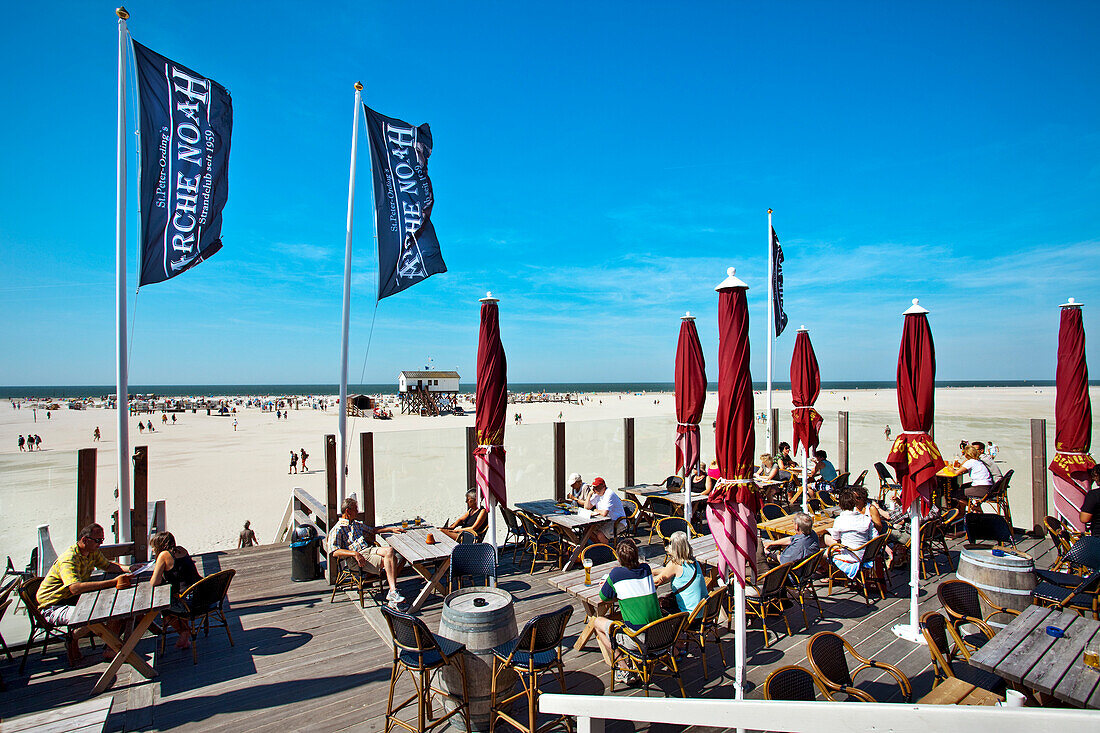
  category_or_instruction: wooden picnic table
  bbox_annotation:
[65,582,171,695]
[515,500,610,571]
[382,526,458,613]
[969,604,1100,708]
[620,485,709,534]
[757,512,835,539]
[547,560,620,665]
[916,677,1004,705]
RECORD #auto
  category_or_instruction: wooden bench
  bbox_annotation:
[2,697,113,733]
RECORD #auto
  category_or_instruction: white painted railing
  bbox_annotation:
[538,694,1095,733]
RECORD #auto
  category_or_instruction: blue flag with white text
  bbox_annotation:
[133,40,232,287]
[364,105,446,300]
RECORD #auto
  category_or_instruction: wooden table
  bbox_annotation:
[969,604,1100,708]
[515,500,609,571]
[757,512,834,539]
[547,560,620,665]
[382,527,458,613]
[621,484,709,529]
[65,583,171,695]
[2,697,114,732]
[916,677,1004,705]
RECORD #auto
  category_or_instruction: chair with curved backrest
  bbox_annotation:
[620,498,639,535]
[1047,535,1100,576]
[449,543,497,592]
[330,554,384,609]
[826,472,850,495]
[456,529,479,545]
[683,584,727,677]
[850,470,868,489]
[787,548,826,629]
[167,568,237,665]
[579,543,618,567]
[964,513,1015,548]
[1033,536,1100,617]
[874,462,901,504]
[817,489,837,508]
[498,504,528,564]
[644,497,678,544]
[976,469,1014,526]
[921,610,1004,691]
[763,665,835,701]
[611,612,689,697]
[760,503,786,522]
[655,516,698,545]
[807,497,823,514]
[664,475,685,491]
[936,579,1018,659]
[515,511,564,574]
[17,576,77,674]
[1045,515,1079,568]
[381,605,471,733]
[742,563,793,647]
[825,533,890,604]
[490,604,573,733]
[806,631,912,702]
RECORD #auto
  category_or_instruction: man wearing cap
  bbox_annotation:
[566,473,591,507]
[584,477,627,543]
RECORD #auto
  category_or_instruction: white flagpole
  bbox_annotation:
[115,7,132,545]
[337,82,363,506]
[766,209,775,459]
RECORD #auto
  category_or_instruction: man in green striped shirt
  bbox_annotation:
[592,539,663,685]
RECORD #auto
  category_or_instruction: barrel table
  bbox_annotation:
[956,547,1036,626]
[438,587,518,732]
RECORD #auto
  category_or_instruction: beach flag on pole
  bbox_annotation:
[132,40,233,286]
[475,293,508,559]
[363,106,447,300]
[771,227,788,338]
[1050,298,1094,532]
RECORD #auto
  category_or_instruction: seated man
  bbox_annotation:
[970,441,1003,482]
[592,539,664,686]
[584,477,627,544]
[328,496,407,608]
[36,523,134,665]
[764,512,821,566]
[565,473,591,506]
[441,489,489,541]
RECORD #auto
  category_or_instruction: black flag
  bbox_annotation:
[363,105,447,300]
[771,227,788,337]
[132,40,232,286]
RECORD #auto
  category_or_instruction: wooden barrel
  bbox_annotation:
[956,547,1036,626]
[438,587,518,732]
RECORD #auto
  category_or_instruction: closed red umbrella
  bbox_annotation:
[474,293,507,550]
[707,267,758,701]
[1050,299,1094,531]
[790,327,822,512]
[675,312,707,475]
[886,299,944,643]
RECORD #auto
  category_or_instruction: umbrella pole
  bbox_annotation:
[892,505,925,643]
[488,495,498,575]
[734,579,746,702]
[801,448,809,514]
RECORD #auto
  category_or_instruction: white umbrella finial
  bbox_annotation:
[904,298,929,315]
[480,291,499,304]
[681,311,695,321]
[715,267,749,291]
[1062,297,1083,308]
[797,324,808,333]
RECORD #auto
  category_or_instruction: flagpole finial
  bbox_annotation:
[903,298,930,315]
[681,311,695,321]
[768,208,773,215]
[480,291,499,304]
[116,6,129,19]
[354,81,363,91]
[715,267,749,291]
[1061,297,1083,308]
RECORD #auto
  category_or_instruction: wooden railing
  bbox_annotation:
[275,488,333,564]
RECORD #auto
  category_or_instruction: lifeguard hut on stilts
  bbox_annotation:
[398,370,460,416]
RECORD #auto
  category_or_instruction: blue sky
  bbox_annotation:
[1,1,1098,386]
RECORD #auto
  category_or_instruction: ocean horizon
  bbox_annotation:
[0,379,1077,400]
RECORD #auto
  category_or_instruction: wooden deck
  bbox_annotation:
[0,531,1060,732]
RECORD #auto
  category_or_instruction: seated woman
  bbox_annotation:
[592,539,664,686]
[148,531,201,649]
[440,489,488,541]
[824,489,876,579]
[755,454,782,503]
[776,442,798,470]
[958,444,994,508]
[653,531,707,614]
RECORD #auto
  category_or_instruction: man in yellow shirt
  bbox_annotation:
[36,523,133,664]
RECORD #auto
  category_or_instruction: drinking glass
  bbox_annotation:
[402,518,409,530]
[1085,645,1100,670]
[583,557,593,586]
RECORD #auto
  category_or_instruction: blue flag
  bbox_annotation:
[133,40,232,287]
[363,105,446,300]
[771,227,788,337]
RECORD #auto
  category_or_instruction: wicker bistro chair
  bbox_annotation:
[874,462,901,504]
[644,497,678,544]
[825,534,890,604]
[655,517,699,545]
[806,631,912,702]
[381,605,472,733]
[963,513,1015,548]
[682,584,727,677]
[490,604,573,733]
[936,579,1019,659]
[1048,535,1100,576]
[578,543,618,567]
[449,543,497,592]
[920,611,1004,691]
[850,470,869,489]
[1033,570,1100,619]
[1045,516,1080,569]
[787,549,826,629]
[619,499,639,536]
[816,489,837,509]
[163,568,236,665]
[456,529,480,545]
[742,563,794,647]
[331,554,385,609]
[610,612,689,697]
[515,511,565,574]
[763,665,836,701]
[897,511,953,577]
[975,470,1014,525]
[18,576,79,673]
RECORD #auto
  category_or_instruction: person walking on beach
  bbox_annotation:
[289,450,298,474]
[988,440,998,460]
[238,521,258,548]
[34,435,41,450]
[276,409,281,420]
[172,414,176,424]
[47,410,51,420]
[884,425,891,440]
[300,448,308,472]
[162,413,167,425]
[147,420,155,432]
[138,422,145,434]
[233,419,238,431]
[93,427,100,442]
[18,435,26,451]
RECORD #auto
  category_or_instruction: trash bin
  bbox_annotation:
[290,525,321,581]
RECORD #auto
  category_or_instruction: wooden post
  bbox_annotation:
[324,434,338,584]
[359,432,376,529]
[1031,418,1048,535]
[131,446,148,563]
[77,448,97,531]
[466,425,477,490]
[624,417,635,487]
[770,408,779,455]
[554,421,566,502]
[837,411,850,473]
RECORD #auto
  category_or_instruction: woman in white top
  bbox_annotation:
[959,444,994,500]
[825,489,876,578]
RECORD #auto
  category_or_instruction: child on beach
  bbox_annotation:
[289,450,298,474]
